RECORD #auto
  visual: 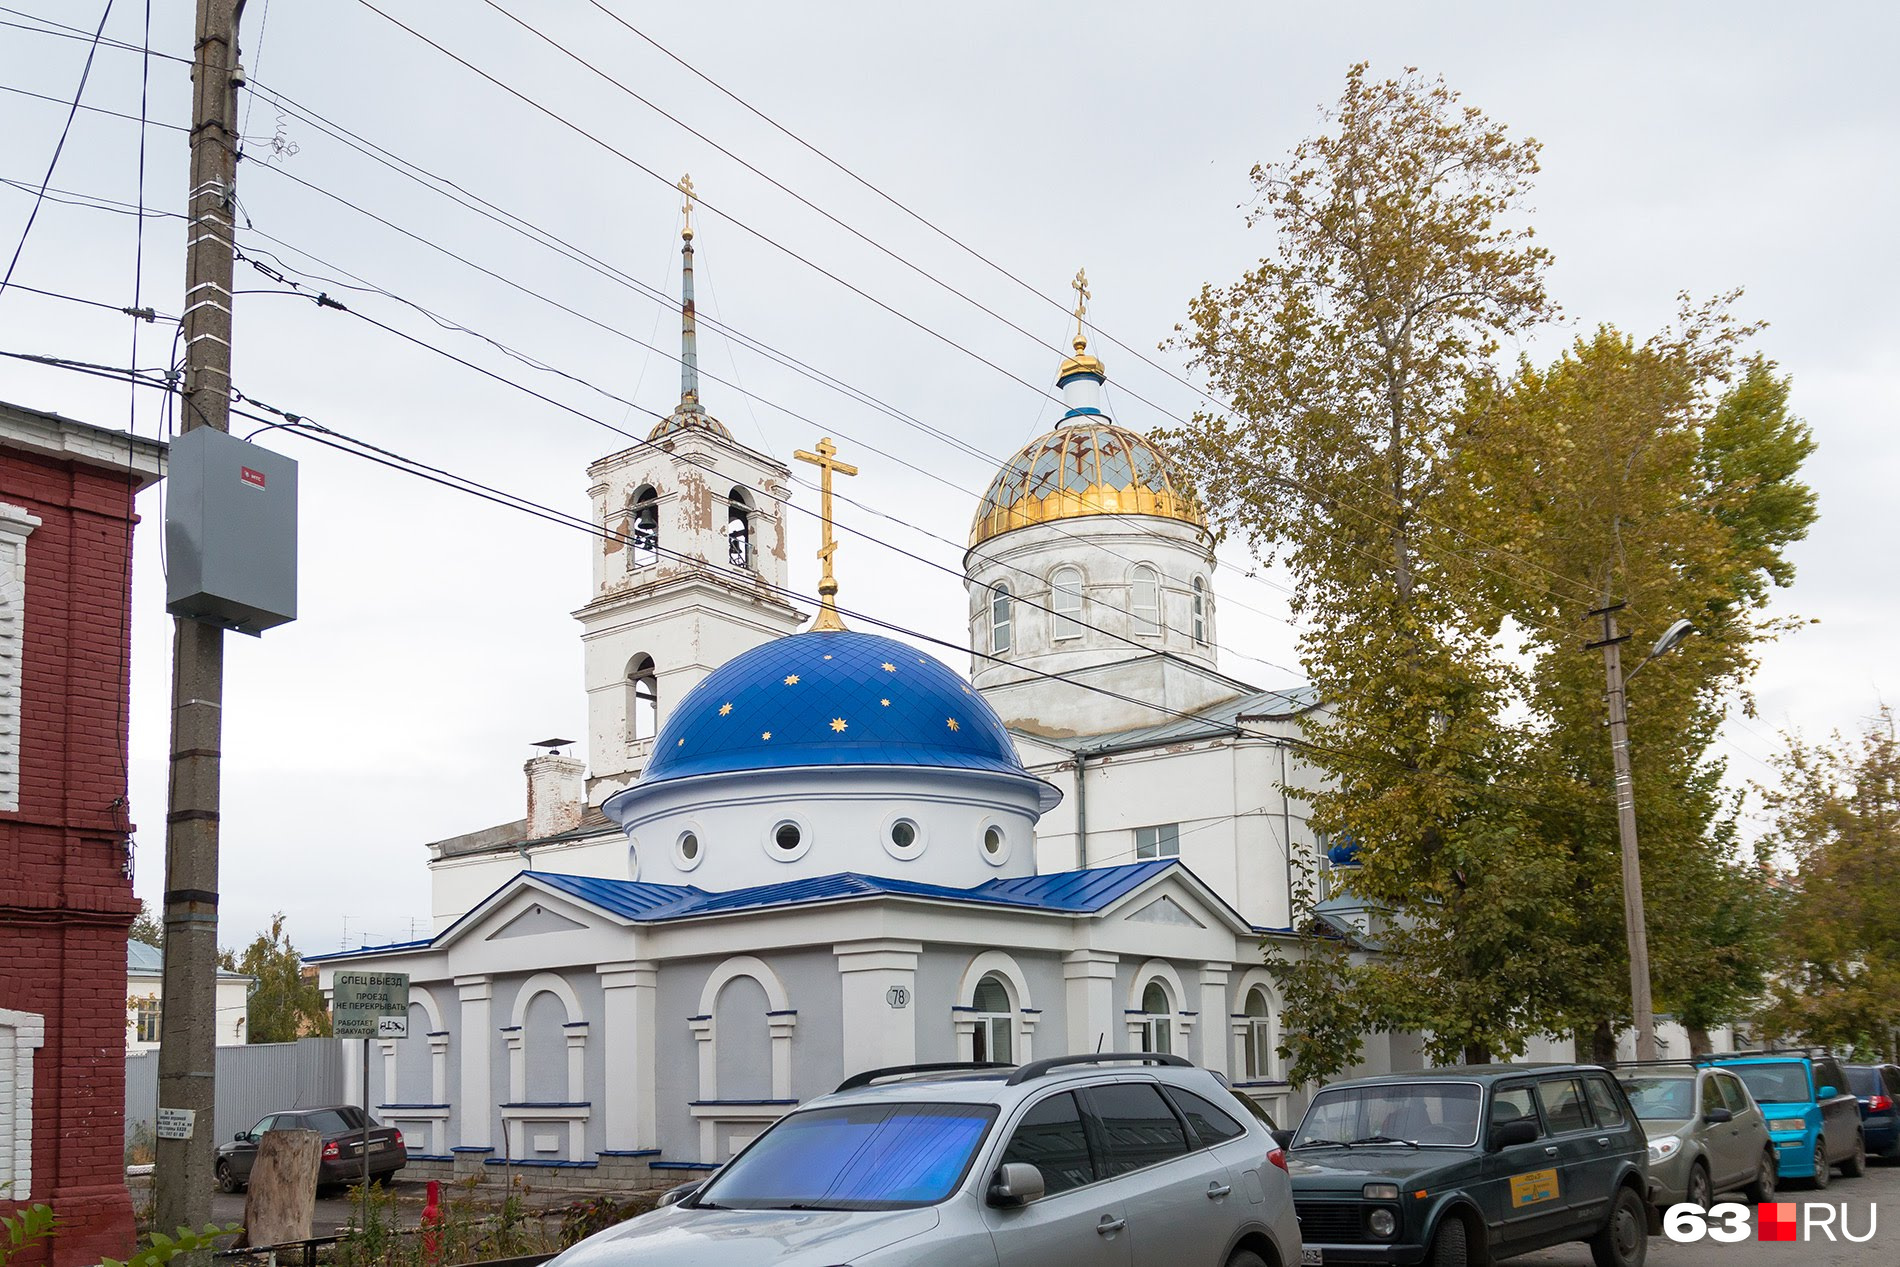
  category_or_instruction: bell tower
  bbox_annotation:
[575,176,803,804]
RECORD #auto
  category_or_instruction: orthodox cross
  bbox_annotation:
[794,437,858,631]
[1071,266,1090,349]
[678,172,696,239]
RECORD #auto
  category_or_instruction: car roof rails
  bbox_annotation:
[1005,1052,1192,1086]
[1612,1059,1706,1070]
[1707,1047,1832,1061]
[835,1061,1013,1093]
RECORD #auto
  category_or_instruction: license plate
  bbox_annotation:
[1301,1251,1323,1266]
[370,1140,388,1151]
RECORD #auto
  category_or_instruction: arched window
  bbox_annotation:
[1191,576,1207,646]
[726,487,754,569]
[627,654,657,742]
[990,584,1012,655]
[970,974,1013,1064]
[1136,980,1172,1055]
[628,485,659,569]
[1130,564,1161,636]
[1050,567,1084,643]
[1243,987,1275,1080]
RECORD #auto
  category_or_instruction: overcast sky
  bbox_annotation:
[2,1,1894,954]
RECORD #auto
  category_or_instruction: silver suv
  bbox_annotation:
[557,1053,1301,1267]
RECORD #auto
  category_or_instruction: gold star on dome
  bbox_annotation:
[762,731,772,740]
[881,662,896,672]
[823,654,833,660]
[830,718,848,732]
[947,717,960,732]
[718,702,732,716]
[677,738,685,746]
[880,698,890,707]
[784,674,800,685]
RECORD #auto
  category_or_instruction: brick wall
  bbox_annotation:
[0,443,145,1265]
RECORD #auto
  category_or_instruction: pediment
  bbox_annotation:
[1124,895,1205,929]
[485,901,588,941]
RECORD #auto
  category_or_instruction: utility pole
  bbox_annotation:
[1587,602,1657,1063]
[155,0,245,1242]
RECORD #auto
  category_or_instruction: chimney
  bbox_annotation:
[524,744,586,840]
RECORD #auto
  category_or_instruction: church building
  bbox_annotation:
[312,202,1413,1186]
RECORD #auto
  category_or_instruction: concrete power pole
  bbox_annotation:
[1587,603,1657,1064]
[155,0,246,1241]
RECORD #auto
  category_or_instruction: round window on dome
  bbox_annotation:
[775,822,800,851]
[882,814,926,862]
[673,828,704,873]
[980,822,1011,866]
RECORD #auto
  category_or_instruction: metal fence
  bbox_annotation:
[126,1038,346,1147]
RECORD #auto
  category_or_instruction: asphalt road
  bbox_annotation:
[207,1179,432,1235]
[1515,1159,1897,1267]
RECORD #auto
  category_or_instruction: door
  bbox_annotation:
[1535,1076,1610,1227]
[985,1091,1131,1267]
[1700,1073,1745,1190]
[1481,1082,1567,1252]
[230,1114,279,1182]
[1082,1080,1235,1267]
[1716,1072,1766,1190]
[1814,1058,1860,1164]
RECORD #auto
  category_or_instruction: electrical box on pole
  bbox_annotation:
[164,428,298,633]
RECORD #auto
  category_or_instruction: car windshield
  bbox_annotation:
[1293,1083,1481,1148]
[1729,1063,1810,1104]
[1620,1076,1695,1120]
[1847,1068,1879,1096]
[695,1102,997,1211]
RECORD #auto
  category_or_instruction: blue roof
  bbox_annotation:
[629,630,1027,786]
[526,859,1179,923]
[309,859,1250,962]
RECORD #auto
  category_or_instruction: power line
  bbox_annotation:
[0,0,116,302]
[0,78,189,131]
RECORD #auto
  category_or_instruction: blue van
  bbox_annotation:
[1708,1053,1865,1188]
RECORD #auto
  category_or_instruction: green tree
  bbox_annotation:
[1170,63,1566,1071]
[129,900,164,948]
[1467,329,1813,1051]
[1760,710,1900,1058]
[229,913,331,1042]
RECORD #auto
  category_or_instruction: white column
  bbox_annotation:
[378,1041,398,1109]
[689,1014,715,1100]
[1063,951,1118,1055]
[428,1031,451,1156]
[598,961,658,1151]
[504,1029,526,1103]
[1198,965,1230,1075]
[768,1012,798,1100]
[835,939,921,1073]
[455,975,492,1149]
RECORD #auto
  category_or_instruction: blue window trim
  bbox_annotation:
[499,1101,592,1109]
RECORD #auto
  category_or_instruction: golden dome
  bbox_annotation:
[969,420,1204,549]
[1056,334,1107,384]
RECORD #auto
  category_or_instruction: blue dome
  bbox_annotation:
[639,630,1028,784]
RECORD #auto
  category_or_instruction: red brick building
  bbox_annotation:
[1,401,164,1265]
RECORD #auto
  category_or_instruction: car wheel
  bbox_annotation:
[1431,1216,1471,1267]
[1224,1252,1267,1267]
[1810,1140,1831,1190]
[1686,1160,1712,1210]
[1840,1132,1867,1177]
[215,1160,241,1194]
[1744,1150,1777,1202]
[1588,1185,1647,1267]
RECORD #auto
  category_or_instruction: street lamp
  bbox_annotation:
[1586,604,1696,1063]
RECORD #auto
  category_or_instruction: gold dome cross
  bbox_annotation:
[794,436,858,631]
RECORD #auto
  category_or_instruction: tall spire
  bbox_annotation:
[676,173,701,415]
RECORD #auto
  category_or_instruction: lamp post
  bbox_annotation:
[1587,605,1696,1063]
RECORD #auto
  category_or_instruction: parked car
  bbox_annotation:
[1708,1052,1864,1188]
[1846,1063,1900,1162]
[560,1053,1300,1267]
[1617,1062,1775,1207]
[215,1105,406,1193]
[1279,1064,1649,1267]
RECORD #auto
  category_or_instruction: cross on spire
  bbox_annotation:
[678,172,696,240]
[1071,267,1090,352]
[793,437,858,632]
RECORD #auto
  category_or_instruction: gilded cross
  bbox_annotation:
[678,173,696,239]
[1071,266,1090,348]
[794,437,858,631]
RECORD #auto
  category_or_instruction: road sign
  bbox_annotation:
[156,1107,196,1140]
[376,1014,409,1039]
[332,971,410,1038]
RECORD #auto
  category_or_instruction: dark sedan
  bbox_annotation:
[215,1105,406,1192]
[1847,1064,1900,1162]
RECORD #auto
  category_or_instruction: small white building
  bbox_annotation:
[312,233,1420,1187]
[126,941,252,1051]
